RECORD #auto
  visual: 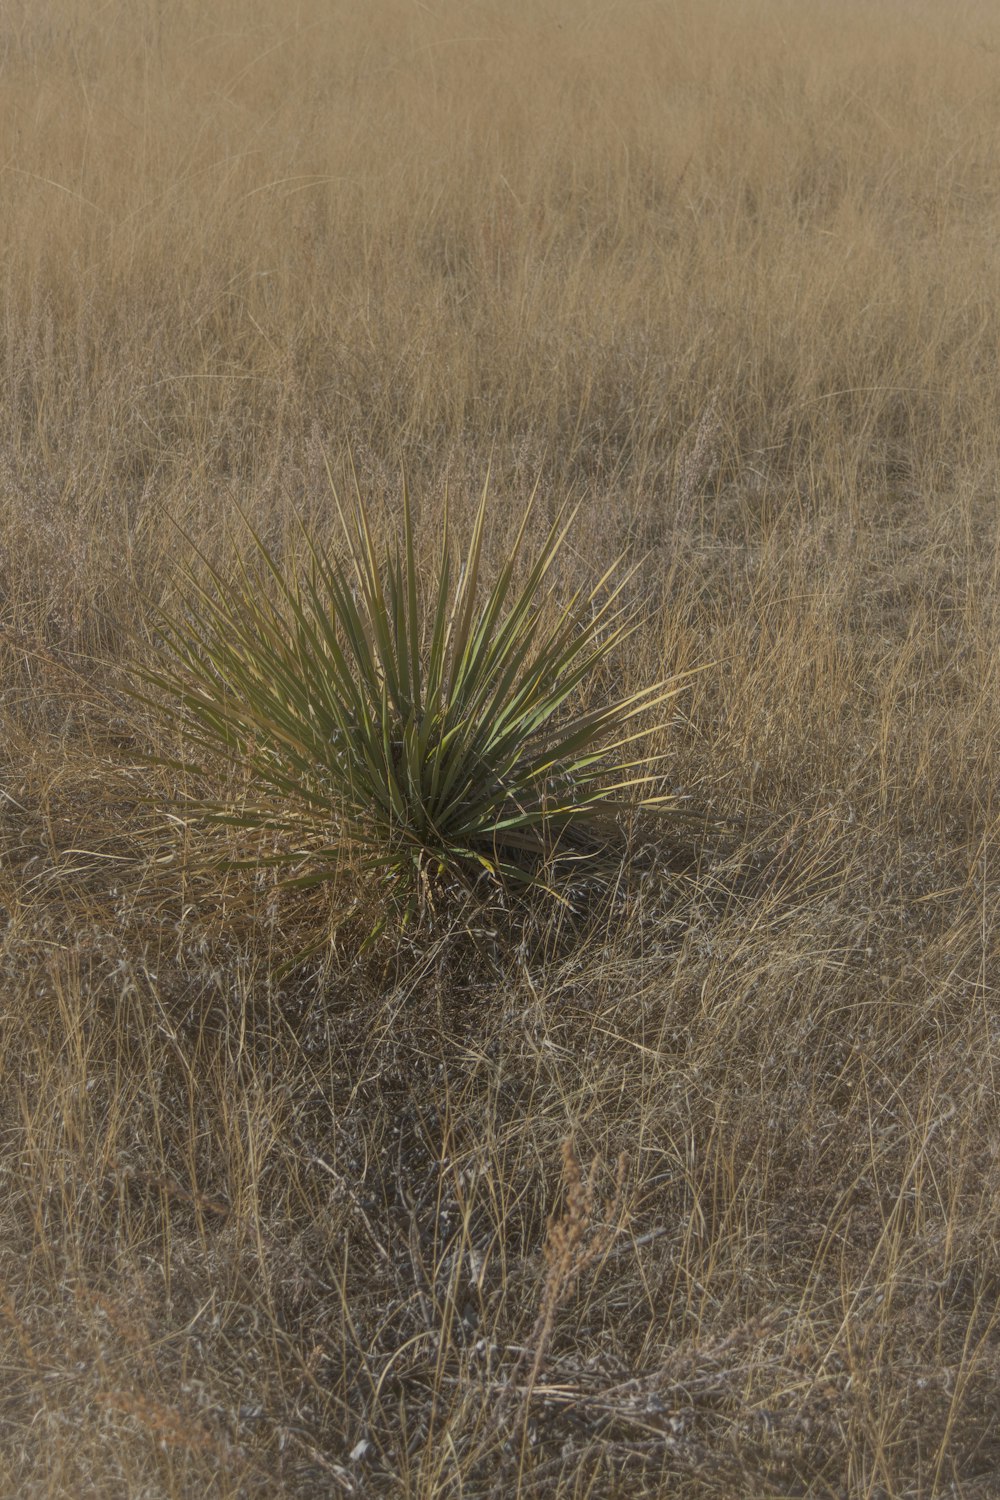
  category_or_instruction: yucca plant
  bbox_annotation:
[140,471,689,914]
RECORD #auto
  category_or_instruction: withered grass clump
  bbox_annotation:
[3,1,1000,1496]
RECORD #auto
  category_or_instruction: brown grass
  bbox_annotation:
[3,0,1000,1494]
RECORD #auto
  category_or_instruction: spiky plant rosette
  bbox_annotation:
[140,474,688,908]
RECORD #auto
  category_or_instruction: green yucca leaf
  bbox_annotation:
[135,472,695,908]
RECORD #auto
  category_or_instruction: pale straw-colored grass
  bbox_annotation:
[3,1,1000,1494]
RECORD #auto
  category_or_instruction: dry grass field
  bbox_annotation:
[4,0,1000,1494]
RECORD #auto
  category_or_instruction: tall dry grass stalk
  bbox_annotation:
[3,1,1000,1494]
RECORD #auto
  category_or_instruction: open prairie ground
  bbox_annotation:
[4,1,1000,1494]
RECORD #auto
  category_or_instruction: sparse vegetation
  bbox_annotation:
[3,1,1000,1495]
